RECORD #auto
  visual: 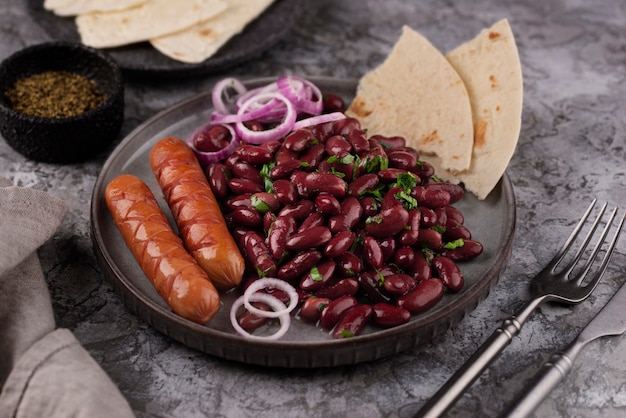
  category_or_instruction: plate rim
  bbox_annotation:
[90,76,516,367]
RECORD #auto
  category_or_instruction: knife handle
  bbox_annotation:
[501,341,585,418]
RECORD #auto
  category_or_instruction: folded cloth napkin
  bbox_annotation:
[0,176,134,418]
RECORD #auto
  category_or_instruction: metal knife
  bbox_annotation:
[501,279,626,418]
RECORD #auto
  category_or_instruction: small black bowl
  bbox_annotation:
[0,42,124,163]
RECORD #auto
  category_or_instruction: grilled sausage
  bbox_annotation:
[105,174,219,324]
[150,137,244,290]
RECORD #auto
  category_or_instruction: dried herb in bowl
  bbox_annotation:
[5,70,107,119]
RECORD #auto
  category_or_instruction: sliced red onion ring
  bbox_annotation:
[230,292,291,340]
[243,277,299,318]
[212,77,247,115]
[187,122,240,165]
[235,92,297,144]
[277,75,323,115]
[293,112,346,130]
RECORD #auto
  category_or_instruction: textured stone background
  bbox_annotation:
[1,1,625,417]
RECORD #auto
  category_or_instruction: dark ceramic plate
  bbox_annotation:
[90,77,516,368]
[27,0,308,78]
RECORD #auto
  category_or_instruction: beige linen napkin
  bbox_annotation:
[0,177,134,418]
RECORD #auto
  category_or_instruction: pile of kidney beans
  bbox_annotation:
[198,93,483,339]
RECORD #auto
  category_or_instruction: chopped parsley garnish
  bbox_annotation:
[251,195,271,213]
[443,238,465,250]
[310,266,323,282]
[260,162,276,193]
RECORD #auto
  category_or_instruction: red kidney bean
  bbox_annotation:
[328,159,355,182]
[325,135,352,157]
[433,255,464,292]
[234,144,274,164]
[363,235,384,269]
[272,179,298,205]
[335,251,363,277]
[425,181,464,204]
[377,168,410,183]
[319,295,358,329]
[377,236,396,262]
[263,211,275,233]
[274,146,299,165]
[329,197,363,233]
[285,225,332,251]
[420,207,437,227]
[411,186,450,209]
[445,205,465,225]
[304,172,347,197]
[243,231,276,277]
[370,134,406,149]
[322,92,345,113]
[410,161,435,178]
[365,206,409,237]
[408,250,433,282]
[193,124,231,152]
[257,139,281,154]
[224,152,240,168]
[333,117,361,137]
[441,239,484,261]
[444,223,472,241]
[435,207,447,228]
[243,120,264,132]
[231,207,262,228]
[228,178,264,194]
[300,259,336,291]
[300,143,326,170]
[309,121,334,142]
[357,269,393,304]
[332,304,373,338]
[393,246,415,270]
[372,303,411,328]
[382,273,417,296]
[416,228,443,251]
[277,249,322,282]
[269,159,302,179]
[315,193,341,215]
[380,186,405,210]
[206,162,230,198]
[387,149,417,170]
[397,278,445,314]
[346,129,370,154]
[284,129,316,152]
[297,212,325,233]
[251,192,280,213]
[237,301,270,331]
[398,209,421,246]
[299,296,331,322]
[347,173,379,198]
[268,215,297,260]
[231,161,263,185]
[361,196,380,217]
[316,278,359,299]
[278,199,315,221]
[290,170,310,198]
[324,230,356,258]
[226,193,252,211]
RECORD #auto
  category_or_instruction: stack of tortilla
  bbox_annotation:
[347,19,523,200]
[43,0,275,64]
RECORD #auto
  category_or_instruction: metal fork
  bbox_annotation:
[412,199,624,418]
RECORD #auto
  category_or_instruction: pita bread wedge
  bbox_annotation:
[150,0,274,64]
[75,0,228,49]
[429,19,523,200]
[346,25,474,173]
[44,0,147,17]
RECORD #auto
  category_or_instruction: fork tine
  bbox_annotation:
[550,198,602,272]
[570,206,619,283]
[573,210,625,289]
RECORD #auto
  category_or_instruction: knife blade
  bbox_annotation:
[502,279,626,418]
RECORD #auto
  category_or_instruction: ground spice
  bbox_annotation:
[4,70,107,118]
